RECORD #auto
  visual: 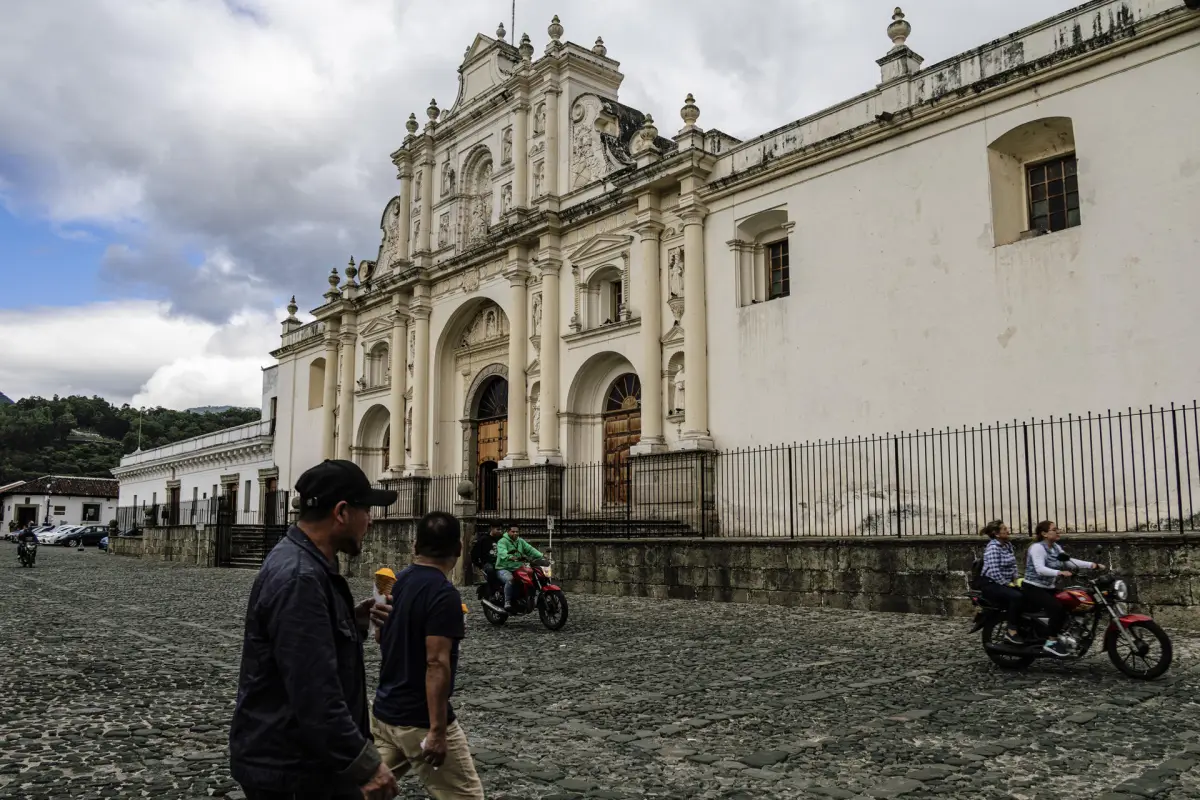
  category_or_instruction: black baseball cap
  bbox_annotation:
[295,459,397,512]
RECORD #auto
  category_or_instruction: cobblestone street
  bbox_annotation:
[3,546,1200,800]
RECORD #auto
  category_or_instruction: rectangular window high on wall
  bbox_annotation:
[1027,154,1079,234]
[767,240,790,300]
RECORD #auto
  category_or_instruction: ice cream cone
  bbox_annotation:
[374,567,396,596]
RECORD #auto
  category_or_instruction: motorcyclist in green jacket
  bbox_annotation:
[495,524,544,612]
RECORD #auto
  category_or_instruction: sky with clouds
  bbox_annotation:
[0,0,1083,410]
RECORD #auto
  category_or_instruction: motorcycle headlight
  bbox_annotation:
[1113,580,1128,601]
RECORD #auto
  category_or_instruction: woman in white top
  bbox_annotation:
[1021,520,1104,657]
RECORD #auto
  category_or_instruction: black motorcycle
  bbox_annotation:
[18,539,37,568]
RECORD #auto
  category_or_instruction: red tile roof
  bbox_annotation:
[0,476,119,499]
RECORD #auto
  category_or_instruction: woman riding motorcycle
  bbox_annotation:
[978,520,1024,645]
[1022,520,1103,657]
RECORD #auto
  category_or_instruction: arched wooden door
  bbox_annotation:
[603,373,641,504]
[474,377,509,511]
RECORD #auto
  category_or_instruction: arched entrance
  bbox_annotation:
[473,376,509,511]
[381,426,391,477]
[355,404,391,483]
[603,373,641,503]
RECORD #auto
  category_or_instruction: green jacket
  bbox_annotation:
[495,535,543,571]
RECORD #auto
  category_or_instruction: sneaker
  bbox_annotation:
[1003,631,1024,646]
[1043,639,1071,658]
[503,603,514,613]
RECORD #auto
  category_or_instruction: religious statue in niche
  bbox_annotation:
[501,183,512,215]
[533,160,545,197]
[534,103,546,135]
[484,308,498,339]
[404,407,412,453]
[441,160,455,197]
[412,219,421,252]
[531,396,541,440]
[413,170,422,199]
[531,293,542,336]
[501,128,513,164]
[672,367,686,413]
[668,248,684,297]
[438,212,450,248]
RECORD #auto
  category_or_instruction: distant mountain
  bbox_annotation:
[186,405,244,414]
[0,392,12,405]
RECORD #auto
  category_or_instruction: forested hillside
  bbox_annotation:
[0,396,260,485]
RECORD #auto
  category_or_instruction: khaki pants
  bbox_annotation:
[371,716,484,800]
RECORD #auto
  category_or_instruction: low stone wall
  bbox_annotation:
[544,533,1200,630]
[339,518,478,586]
[141,525,216,566]
[108,535,143,558]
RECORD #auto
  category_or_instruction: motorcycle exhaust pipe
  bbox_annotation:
[481,600,508,615]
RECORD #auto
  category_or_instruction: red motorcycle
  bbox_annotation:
[477,558,569,631]
[968,563,1173,680]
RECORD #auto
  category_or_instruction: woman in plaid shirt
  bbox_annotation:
[979,520,1024,645]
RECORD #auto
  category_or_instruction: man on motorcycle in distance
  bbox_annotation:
[979,520,1024,645]
[1022,520,1104,658]
[16,522,37,549]
[469,521,503,586]
[495,523,545,613]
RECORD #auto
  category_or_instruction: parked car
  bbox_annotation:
[39,526,78,545]
[98,536,108,552]
[50,525,109,547]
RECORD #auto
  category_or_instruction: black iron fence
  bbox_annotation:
[115,490,293,532]
[369,402,1200,539]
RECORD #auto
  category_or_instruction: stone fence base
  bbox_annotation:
[107,525,214,566]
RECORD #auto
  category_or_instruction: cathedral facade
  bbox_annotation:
[120,2,1200,531]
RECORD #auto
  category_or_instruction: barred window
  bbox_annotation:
[767,240,790,300]
[1027,154,1080,234]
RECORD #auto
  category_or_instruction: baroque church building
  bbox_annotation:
[117,2,1200,533]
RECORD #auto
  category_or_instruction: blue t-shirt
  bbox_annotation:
[373,564,465,729]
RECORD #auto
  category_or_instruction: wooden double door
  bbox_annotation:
[603,374,642,504]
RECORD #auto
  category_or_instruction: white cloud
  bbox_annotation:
[0,301,286,409]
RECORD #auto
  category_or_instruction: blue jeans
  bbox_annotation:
[496,569,516,605]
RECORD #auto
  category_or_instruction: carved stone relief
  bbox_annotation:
[407,330,415,375]
[459,304,509,349]
[570,96,607,190]
[533,160,545,197]
[533,103,546,135]
[378,197,402,269]
[531,293,542,337]
[501,183,512,214]
[668,247,685,298]
[441,160,456,197]
[438,212,450,248]
[501,128,513,164]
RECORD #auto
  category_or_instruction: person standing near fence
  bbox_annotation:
[229,459,399,800]
[371,511,485,799]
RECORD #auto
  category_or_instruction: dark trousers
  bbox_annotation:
[242,790,359,800]
[980,579,1023,629]
[1021,582,1067,637]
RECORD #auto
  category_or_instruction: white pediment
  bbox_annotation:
[451,35,518,114]
[661,321,685,346]
[567,233,633,266]
[359,317,393,339]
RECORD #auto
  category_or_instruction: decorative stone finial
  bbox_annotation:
[519,33,534,61]
[496,22,506,41]
[680,93,700,128]
[346,256,357,283]
[405,113,419,135]
[592,37,607,57]
[426,98,440,121]
[631,114,660,156]
[286,295,298,317]
[548,15,563,44]
[642,114,658,141]
[326,267,341,296]
[888,7,911,49]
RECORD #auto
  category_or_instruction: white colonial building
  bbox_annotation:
[119,2,1200,534]
[1,476,119,529]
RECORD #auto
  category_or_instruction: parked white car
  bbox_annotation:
[39,525,79,545]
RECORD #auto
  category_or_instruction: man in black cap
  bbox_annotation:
[230,459,399,800]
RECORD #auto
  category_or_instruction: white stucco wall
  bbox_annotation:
[704,36,1200,447]
[2,494,118,528]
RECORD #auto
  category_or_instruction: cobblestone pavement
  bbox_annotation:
[3,546,1200,800]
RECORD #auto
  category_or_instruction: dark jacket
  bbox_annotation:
[229,527,380,793]
[470,532,496,570]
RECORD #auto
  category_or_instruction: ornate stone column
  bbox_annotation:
[632,219,666,454]
[394,155,414,266]
[407,287,432,476]
[501,247,530,467]
[513,100,530,209]
[321,326,339,460]
[679,204,713,449]
[337,313,358,461]
[536,240,563,463]
[544,83,561,198]
[387,299,409,474]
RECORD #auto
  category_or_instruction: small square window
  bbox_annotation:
[767,240,790,300]
[1027,154,1080,234]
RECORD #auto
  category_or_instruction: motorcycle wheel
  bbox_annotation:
[1108,620,1173,680]
[538,590,569,631]
[982,621,1035,670]
[481,601,508,627]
